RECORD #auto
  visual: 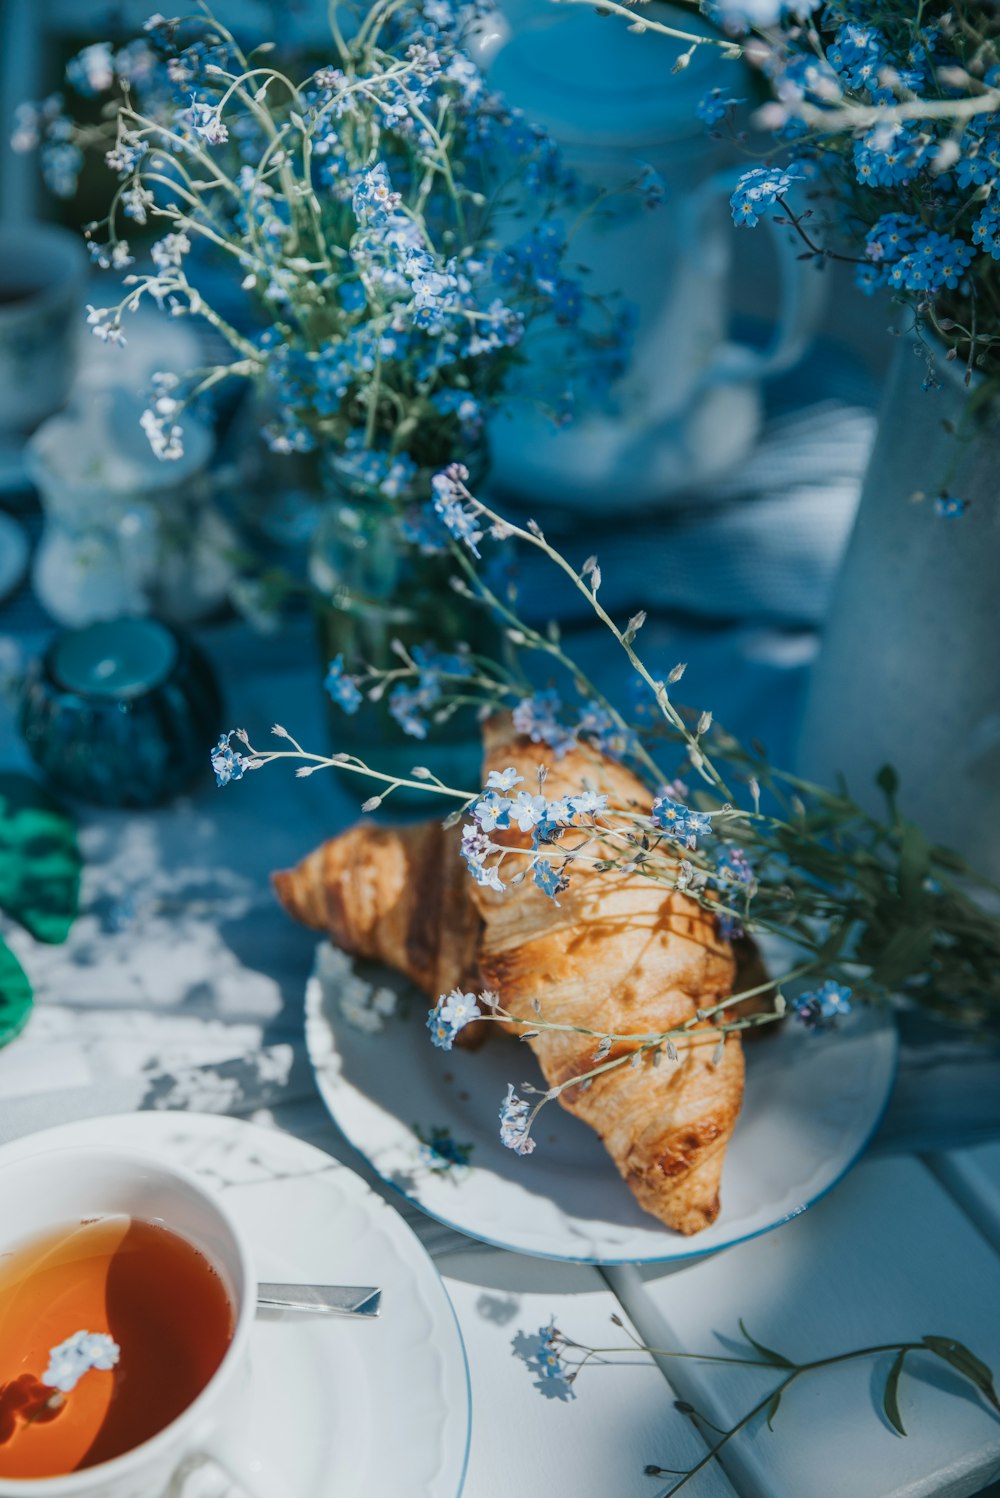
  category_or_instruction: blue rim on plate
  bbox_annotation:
[305,941,900,1266]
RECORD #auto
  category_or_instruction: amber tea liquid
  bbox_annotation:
[0,1217,234,1479]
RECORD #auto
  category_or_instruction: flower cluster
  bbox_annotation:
[387,643,476,740]
[211,731,251,786]
[651,795,712,848]
[730,167,803,228]
[431,464,486,557]
[460,765,608,901]
[794,979,853,1030]
[324,655,363,714]
[15,1,638,481]
[499,1084,537,1156]
[861,219,976,299]
[426,988,483,1049]
[716,4,1000,399]
[43,1332,120,1394]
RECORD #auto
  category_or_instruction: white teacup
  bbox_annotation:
[0,1147,263,1498]
[0,224,88,436]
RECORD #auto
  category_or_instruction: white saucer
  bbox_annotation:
[306,942,899,1265]
[0,1112,470,1498]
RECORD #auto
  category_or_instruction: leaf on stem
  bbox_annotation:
[898,822,931,909]
[921,1336,1000,1412]
[883,1348,907,1436]
[738,1319,795,1368]
[765,1389,782,1431]
[870,923,935,988]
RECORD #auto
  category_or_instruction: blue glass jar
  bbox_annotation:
[20,618,222,808]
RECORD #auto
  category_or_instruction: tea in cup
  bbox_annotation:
[0,1147,260,1498]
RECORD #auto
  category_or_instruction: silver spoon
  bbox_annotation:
[256,1282,381,1318]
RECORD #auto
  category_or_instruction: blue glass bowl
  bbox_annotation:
[20,619,222,808]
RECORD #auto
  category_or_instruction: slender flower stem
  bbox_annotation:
[460,491,737,801]
[549,0,739,51]
[244,742,472,801]
[536,1323,999,1497]
[450,548,672,791]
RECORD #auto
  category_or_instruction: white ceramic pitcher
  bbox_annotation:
[795,335,1000,881]
[485,2,825,509]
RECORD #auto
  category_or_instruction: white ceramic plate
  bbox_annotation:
[0,1112,470,1498]
[306,942,899,1265]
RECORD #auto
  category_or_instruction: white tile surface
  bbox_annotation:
[928,1143,1000,1257]
[437,1249,737,1498]
[608,1157,1000,1498]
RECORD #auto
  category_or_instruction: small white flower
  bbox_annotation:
[486,767,523,792]
[568,791,608,818]
[85,305,126,346]
[140,406,184,460]
[44,1331,120,1393]
[187,99,228,145]
[499,1084,536,1156]
[122,183,154,223]
[439,989,481,1029]
[151,231,191,271]
[510,791,547,833]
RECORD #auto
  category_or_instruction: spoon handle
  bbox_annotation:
[257,1282,381,1317]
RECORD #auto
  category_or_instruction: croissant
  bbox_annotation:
[274,720,745,1235]
[272,817,485,1040]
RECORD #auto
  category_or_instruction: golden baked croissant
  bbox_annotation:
[272,818,485,1036]
[274,720,745,1235]
[469,718,741,1234]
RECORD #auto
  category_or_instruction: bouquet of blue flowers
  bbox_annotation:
[618,1,1000,396]
[725,3,999,382]
[15,2,642,489]
[554,0,1000,400]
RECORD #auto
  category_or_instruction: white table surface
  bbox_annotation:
[0,617,998,1498]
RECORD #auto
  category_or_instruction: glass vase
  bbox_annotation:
[308,451,489,812]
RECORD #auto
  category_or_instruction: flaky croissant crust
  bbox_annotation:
[469,719,741,1234]
[274,717,746,1235]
